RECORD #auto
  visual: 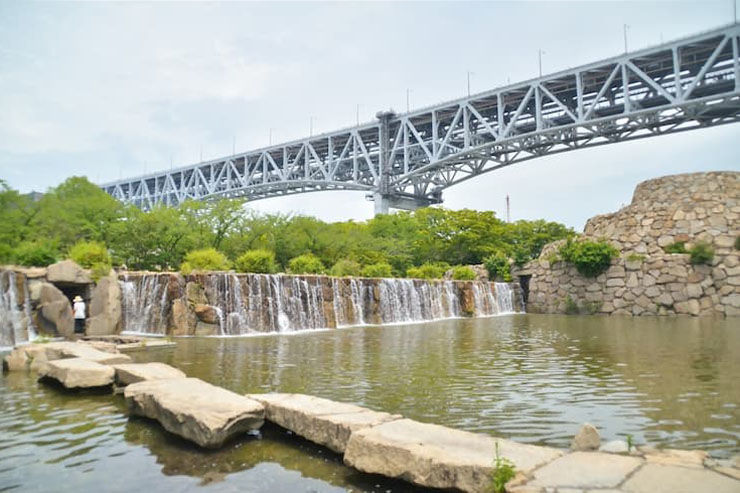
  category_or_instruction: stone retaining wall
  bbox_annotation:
[521,172,739,317]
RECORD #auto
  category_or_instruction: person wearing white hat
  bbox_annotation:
[73,295,86,334]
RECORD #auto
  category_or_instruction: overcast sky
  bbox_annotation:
[1,1,738,231]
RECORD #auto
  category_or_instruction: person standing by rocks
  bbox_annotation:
[73,295,86,335]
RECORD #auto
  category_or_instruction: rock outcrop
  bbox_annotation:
[248,393,401,453]
[37,283,74,337]
[124,378,265,448]
[87,273,122,336]
[46,260,92,284]
[38,358,115,388]
[523,172,739,317]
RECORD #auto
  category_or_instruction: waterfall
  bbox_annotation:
[0,269,35,348]
[117,271,522,336]
[120,274,170,335]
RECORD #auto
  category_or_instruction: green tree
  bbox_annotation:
[180,248,231,273]
[360,262,393,278]
[288,253,325,274]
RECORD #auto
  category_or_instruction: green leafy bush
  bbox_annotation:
[406,262,449,279]
[735,235,739,250]
[180,248,230,273]
[360,262,393,278]
[13,240,59,267]
[330,259,361,277]
[451,265,476,280]
[625,253,646,262]
[90,262,112,281]
[288,253,325,274]
[663,241,687,254]
[564,295,579,315]
[235,249,277,273]
[559,239,618,278]
[69,241,111,269]
[483,253,511,281]
[689,241,714,265]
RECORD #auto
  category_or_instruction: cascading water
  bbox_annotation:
[117,271,522,336]
[0,269,36,348]
[120,274,170,335]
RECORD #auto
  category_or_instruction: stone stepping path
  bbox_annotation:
[112,362,186,386]
[125,378,264,448]
[247,392,400,453]
[38,358,115,388]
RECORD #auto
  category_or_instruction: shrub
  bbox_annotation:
[406,262,449,279]
[483,253,511,281]
[451,265,476,280]
[90,262,112,282]
[625,253,646,262]
[559,239,618,278]
[69,241,111,269]
[663,241,687,254]
[13,240,59,267]
[360,262,393,278]
[235,249,277,273]
[330,259,361,277]
[180,248,230,273]
[735,235,740,250]
[689,241,714,265]
[288,253,325,274]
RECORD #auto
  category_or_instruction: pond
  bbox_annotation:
[1,314,738,491]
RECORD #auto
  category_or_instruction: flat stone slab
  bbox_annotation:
[247,393,401,453]
[622,463,740,493]
[343,418,562,493]
[528,451,642,489]
[116,340,177,352]
[112,363,186,386]
[38,358,115,389]
[43,342,132,365]
[125,378,264,448]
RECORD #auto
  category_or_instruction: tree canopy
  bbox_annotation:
[0,177,575,274]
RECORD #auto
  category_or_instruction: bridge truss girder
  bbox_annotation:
[100,23,740,213]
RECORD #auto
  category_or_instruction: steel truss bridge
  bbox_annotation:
[101,23,740,214]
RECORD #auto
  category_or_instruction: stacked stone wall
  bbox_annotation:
[523,172,739,317]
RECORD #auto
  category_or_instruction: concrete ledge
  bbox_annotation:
[343,418,562,493]
[38,358,115,389]
[247,393,401,453]
[125,378,264,448]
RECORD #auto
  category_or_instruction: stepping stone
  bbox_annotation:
[43,342,132,365]
[622,463,740,493]
[38,358,115,389]
[247,393,401,453]
[343,418,562,493]
[124,378,264,448]
[527,451,642,489]
[112,363,186,386]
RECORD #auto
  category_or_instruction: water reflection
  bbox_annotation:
[137,314,740,456]
[1,314,738,492]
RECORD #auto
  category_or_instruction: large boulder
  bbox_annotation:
[124,378,265,448]
[186,282,207,305]
[194,304,220,325]
[37,283,74,337]
[248,393,401,453]
[87,273,122,336]
[3,344,48,372]
[38,358,115,389]
[171,299,195,336]
[112,363,186,386]
[46,260,92,284]
[344,418,562,493]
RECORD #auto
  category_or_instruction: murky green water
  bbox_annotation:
[1,314,739,491]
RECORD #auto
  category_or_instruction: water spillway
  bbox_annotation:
[0,269,36,348]
[119,272,523,336]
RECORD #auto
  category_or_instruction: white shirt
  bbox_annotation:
[73,301,86,320]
